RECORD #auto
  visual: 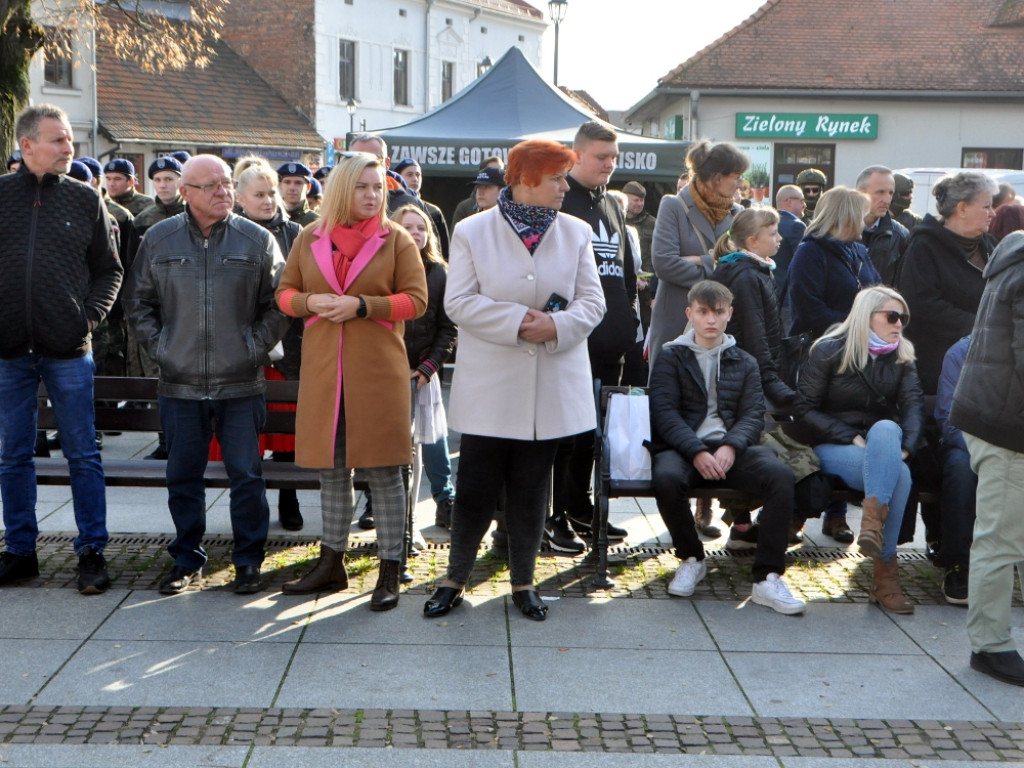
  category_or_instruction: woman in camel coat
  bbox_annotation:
[275,152,427,611]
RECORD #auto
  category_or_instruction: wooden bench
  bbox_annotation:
[35,376,319,490]
[590,383,938,589]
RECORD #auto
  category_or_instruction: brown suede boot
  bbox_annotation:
[857,497,888,557]
[281,545,348,594]
[870,556,913,614]
[370,559,401,611]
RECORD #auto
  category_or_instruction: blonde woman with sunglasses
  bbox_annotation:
[793,286,924,614]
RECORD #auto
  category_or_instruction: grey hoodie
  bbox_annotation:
[663,328,738,443]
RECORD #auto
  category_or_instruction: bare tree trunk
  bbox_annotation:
[0,0,45,158]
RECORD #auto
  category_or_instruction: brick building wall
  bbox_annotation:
[220,0,317,122]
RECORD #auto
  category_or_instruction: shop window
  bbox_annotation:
[962,148,1023,170]
[773,143,835,192]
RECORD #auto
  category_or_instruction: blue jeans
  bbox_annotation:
[814,420,911,561]
[0,353,107,556]
[160,395,269,570]
[420,434,454,503]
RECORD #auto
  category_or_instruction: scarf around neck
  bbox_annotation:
[329,217,380,285]
[689,177,735,227]
[497,186,557,255]
[868,329,900,356]
[718,249,776,271]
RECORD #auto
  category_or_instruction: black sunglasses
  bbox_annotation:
[874,310,909,326]
[802,186,822,195]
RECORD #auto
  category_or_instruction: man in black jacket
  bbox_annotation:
[649,281,804,614]
[0,104,122,594]
[950,231,1024,687]
[129,155,289,596]
[857,165,909,285]
[548,121,636,552]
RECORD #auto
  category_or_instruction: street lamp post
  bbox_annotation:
[346,97,358,136]
[548,0,568,86]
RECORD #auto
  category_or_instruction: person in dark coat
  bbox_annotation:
[793,286,923,614]
[788,186,882,339]
[896,170,997,395]
[711,207,795,409]
[773,185,806,313]
[648,280,804,615]
[949,230,1024,687]
[391,203,458,529]
[855,165,910,286]
[234,157,305,532]
[393,159,451,260]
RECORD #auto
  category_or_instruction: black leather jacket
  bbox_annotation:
[127,210,289,399]
[793,336,924,455]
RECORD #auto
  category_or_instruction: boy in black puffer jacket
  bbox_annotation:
[648,281,803,615]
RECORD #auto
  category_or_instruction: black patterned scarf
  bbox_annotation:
[497,186,558,255]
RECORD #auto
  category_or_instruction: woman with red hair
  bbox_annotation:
[423,139,606,621]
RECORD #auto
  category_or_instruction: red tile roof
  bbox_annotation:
[97,27,323,150]
[462,0,545,21]
[659,0,1024,93]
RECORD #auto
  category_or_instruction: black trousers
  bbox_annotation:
[447,434,559,587]
[652,444,794,583]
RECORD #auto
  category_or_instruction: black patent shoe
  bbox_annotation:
[232,565,263,594]
[424,586,465,617]
[511,589,548,621]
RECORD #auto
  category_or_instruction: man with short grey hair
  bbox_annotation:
[856,165,909,285]
[129,155,289,596]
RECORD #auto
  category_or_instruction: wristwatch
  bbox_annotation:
[356,297,367,318]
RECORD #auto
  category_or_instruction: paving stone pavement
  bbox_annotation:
[3,424,1024,765]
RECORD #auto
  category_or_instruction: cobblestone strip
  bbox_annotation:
[1,706,1023,758]
[8,533,1023,606]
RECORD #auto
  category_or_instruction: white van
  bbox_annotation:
[895,167,1024,217]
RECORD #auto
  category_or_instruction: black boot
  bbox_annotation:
[278,488,303,531]
[357,489,375,530]
[370,559,400,611]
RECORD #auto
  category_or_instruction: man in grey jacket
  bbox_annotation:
[128,155,289,596]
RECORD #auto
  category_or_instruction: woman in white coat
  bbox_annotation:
[423,140,606,621]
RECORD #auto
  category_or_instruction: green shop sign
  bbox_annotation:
[735,112,878,140]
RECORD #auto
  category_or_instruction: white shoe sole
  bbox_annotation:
[751,593,806,615]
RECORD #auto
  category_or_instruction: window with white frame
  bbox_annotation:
[339,39,356,100]
[394,49,410,106]
[441,60,454,103]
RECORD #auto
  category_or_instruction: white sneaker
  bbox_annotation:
[751,573,806,615]
[667,557,707,597]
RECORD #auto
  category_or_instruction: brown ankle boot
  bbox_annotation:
[281,545,348,594]
[370,559,401,611]
[870,556,913,614]
[857,497,888,557]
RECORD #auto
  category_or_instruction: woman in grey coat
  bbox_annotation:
[647,141,748,371]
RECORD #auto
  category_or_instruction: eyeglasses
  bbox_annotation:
[874,310,909,326]
[183,180,235,194]
[802,186,822,195]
